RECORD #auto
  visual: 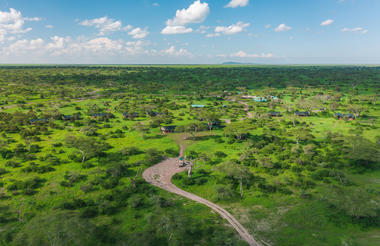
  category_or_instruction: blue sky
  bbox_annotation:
[0,0,379,64]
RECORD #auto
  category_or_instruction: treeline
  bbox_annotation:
[1,66,380,94]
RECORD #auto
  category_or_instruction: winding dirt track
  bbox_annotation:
[143,144,260,246]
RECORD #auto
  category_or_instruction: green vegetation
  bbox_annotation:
[0,65,379,245]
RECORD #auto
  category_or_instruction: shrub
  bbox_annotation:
[0,168,6,175]
[195,178,208,185]
[5,160,21,168]
[80,184,95,193]
[80,207,98,218]
[165,148,178,157]
[144,148,163,166]
[119,146,143,156]
[129,195,144,208]
[215,185,235,201]
[214,151,227,158]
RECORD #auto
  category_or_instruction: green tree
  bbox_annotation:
[218,161,253,198]
[347,104,365,118]
[66,135,110,163]
[344,136,380,169]
[223,121,252,140]
[186,122,202,138]
[289,127,314,145]
[199,111,221,131]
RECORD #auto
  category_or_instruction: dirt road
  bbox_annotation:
[238,101,253,120]
[221,100,253,125]
[143,145,260,246]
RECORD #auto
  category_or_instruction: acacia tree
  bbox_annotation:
[223,121,252,140]
[187,152,210,178]
[199,111,220,131]
[344,136,380,169]
[66,135,110,163]
[131,122,150,137]
[298,97,321,114]
[347,105,365,118]
[290,127,314,145]
[185,122,202,139]
[218,161,253,198]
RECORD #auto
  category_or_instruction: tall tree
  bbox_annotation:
[199,111,221,131]
[223,121,252,140]
[218,161,253,198]
[66,135,110,163]
[344,136,380,169]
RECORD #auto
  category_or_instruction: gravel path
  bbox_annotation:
[143,145,260,246]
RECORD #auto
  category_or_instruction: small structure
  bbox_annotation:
[335,113,355,120]
[148,111,159,117]
[191,105,205,108]
[161,125,176,134]
[63,114,81,121]
[179,157,186,167]
[30,118,49,125]
[63,115,73,121]
[269,112,282,117]
[295,111,310,117]
[254,97,267,102]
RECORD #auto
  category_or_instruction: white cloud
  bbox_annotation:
[320,19,334,26]
[47,36,67,49]
[125,40,150,55]
[128,27,149,39]
[225,0,249,8]
[2,38,45,55]
[341,27,368,34]
[214,21,250,35]
[46,36,73,55]
[162,0,209,35]
[162,45,192,56]
[45,25,54,29]
[274,23,291,32]
[80,16,132,35]
[1,36,196,62]
[84,37,123,52]
[153,3,159,7]
[166,0,209,26]
[230,50,273,58]
[125,40,151,55]
[161,25,193,34]
[0,8,40,42]
[264,24,271,29]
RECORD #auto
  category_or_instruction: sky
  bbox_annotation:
[0,0,379,64]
